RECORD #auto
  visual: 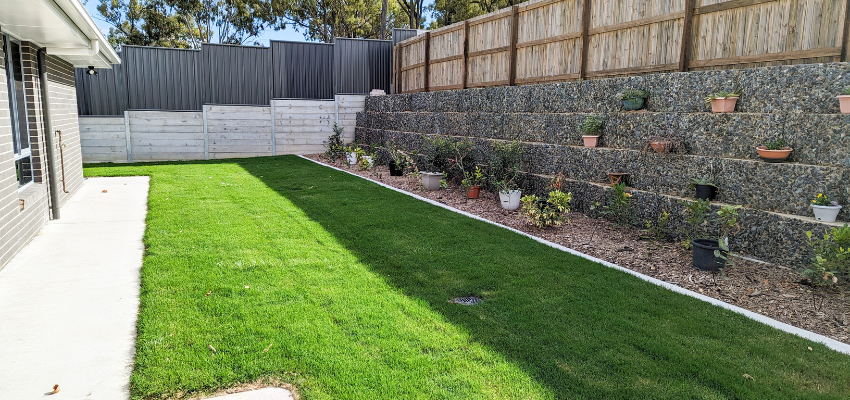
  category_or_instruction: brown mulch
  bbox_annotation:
[305,154,850,345]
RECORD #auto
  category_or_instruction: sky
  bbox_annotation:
[82,1,434,47]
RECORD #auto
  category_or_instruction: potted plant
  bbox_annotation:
[811,193,842,222]
[692,205,741,271]
[617,89,649,111]
[386,138,408,176]
[643,135,685,154]
[489,140,524,210]
[756,139,793,162]
[421,135,453,191]
[580,114,604,147]
[837,87,850,114]
[705,90,741,113]
[462,166,486,199]
[689,177,717,201]
[345,143,362,165]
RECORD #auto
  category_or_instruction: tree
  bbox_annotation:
[98,0,280,49]
[429,0,519,29]
[98,0,194,48]
[277,0,406,43]
[398,0,424,29]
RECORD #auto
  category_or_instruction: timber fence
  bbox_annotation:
[395,0,849,92]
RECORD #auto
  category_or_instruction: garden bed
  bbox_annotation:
[306,154,850,345]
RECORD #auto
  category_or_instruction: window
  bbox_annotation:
[3,34,33,187]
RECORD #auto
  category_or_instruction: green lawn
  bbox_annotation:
[85,156,850,400]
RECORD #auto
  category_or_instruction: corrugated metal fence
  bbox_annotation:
[77,38,393,115]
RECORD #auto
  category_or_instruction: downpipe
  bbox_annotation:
[37,48,62,219]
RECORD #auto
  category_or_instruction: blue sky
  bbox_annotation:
[83,1,434,46]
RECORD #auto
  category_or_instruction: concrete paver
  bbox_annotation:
[0,177,149,400]
[208,388,294,400]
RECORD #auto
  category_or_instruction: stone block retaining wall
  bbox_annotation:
[356,63,850,268]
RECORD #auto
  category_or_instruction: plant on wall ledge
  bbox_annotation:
[705,90,741,113]
[617,89,649,111]
[756,138,793,162]
[643,134,686,154]
[580,114,604,148]
[811,193,842,223]
[689,176,717,201]
[836,87,850,114]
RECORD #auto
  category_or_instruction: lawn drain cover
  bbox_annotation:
[449,296,482,305]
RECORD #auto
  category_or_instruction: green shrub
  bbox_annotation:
[763,139,788,150]
[422,135,454,173]
[324,123,345,162]
[805,224,850,286]
[579,115,604,135]
[520,190,572,228]
[489,140,523,192]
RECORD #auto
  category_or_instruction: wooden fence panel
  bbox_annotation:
[428,23,467,90]
[515,0,583,84]
[466,8,515,87]
[394,0,850,92]
[689,0,845,70]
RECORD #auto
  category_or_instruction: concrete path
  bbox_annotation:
[0,177,149,400]
[208,388,294,400]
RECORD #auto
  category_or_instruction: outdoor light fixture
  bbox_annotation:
[86,66,98,76]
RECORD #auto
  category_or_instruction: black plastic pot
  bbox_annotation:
[388,161,404,176]
[694,184,716,201]
[691,238,727,271]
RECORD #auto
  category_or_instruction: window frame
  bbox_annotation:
[2,33,34,188]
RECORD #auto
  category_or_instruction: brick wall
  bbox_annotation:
[0,41,83,270]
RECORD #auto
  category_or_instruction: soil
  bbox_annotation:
[305,154,850,345]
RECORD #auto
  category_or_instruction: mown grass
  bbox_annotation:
[85,156,850,400]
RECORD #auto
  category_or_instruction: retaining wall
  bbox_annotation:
[356,63,850,268]
[79,95,366,162]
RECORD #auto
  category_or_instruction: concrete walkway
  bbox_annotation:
[0,177,149,399]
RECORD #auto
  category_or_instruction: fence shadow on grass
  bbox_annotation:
[236,156,850,399]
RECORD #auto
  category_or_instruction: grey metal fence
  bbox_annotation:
[333,38,392,95]
[271,41,334,100]
[76,38,391,115]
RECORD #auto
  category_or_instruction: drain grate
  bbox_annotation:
[449,296,482,305]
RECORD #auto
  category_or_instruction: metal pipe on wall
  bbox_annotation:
[37,48,62,219]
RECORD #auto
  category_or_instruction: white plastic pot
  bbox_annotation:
[812,204,842,222]
[346,152,357,165]
[499,190,522,211]
[421,172,442,191]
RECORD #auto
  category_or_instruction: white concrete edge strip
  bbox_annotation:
[298,155,850,356]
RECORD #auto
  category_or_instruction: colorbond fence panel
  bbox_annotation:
[395,0,850,91]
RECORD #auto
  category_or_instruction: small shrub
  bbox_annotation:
[811,193,839,207]
[843,87,850,96]
[704,90,741,106]
[680,198,712,249]
[324,123,346,162]
[805,224,850,285]
[422,135,454,173]
[617,89,649,100]
[763,139,788,150]
[451,139,478,183]
[579,114,604,135]
[489,140,523,192]
[592,183,633,225]
[461,166,486,188]
[520,190,572,228]
[713,205,742,267]
[689,176,716,188]
[642,211,672,241]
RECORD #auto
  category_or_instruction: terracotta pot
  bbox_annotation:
[608,172,628,185]
[756,146,793,162]
[650,141,671,154]
[710,97,738,113]
[466,186,481,199]
[582,135,600,147]
[837,95,850,114]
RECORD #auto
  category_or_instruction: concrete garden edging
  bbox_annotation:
[299,155,850,356]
